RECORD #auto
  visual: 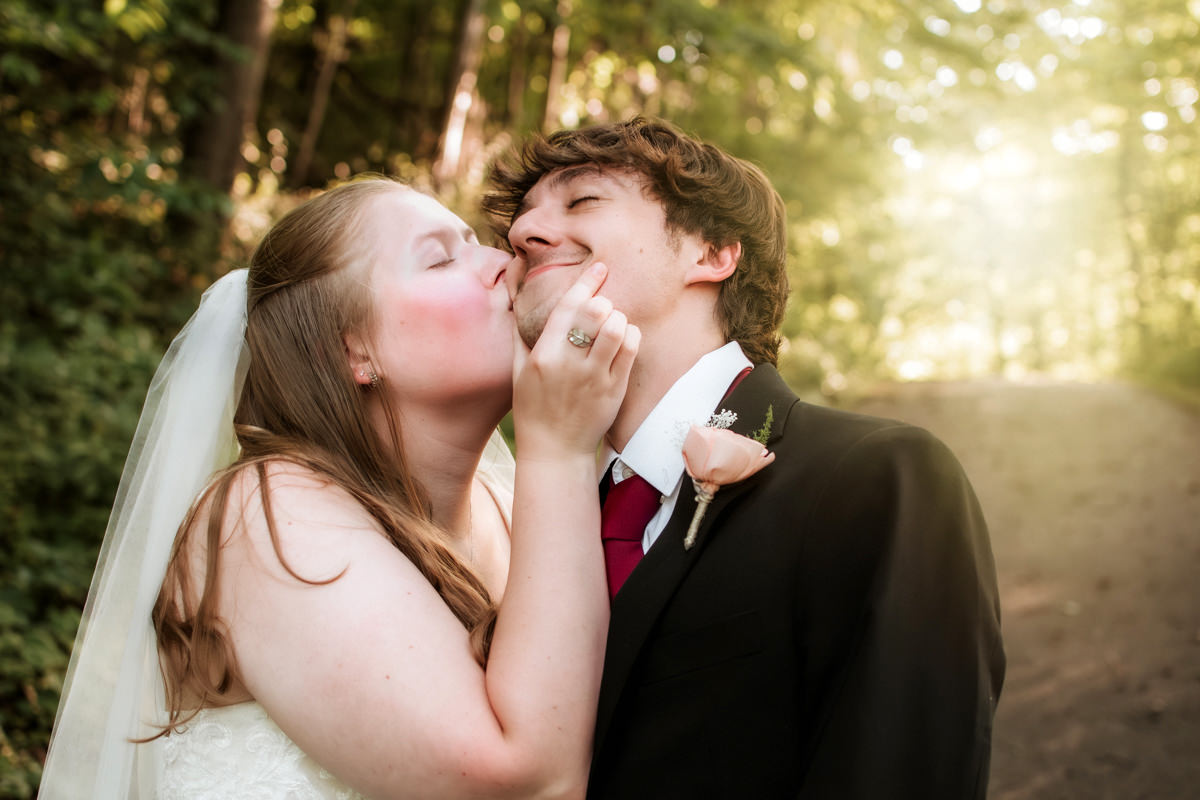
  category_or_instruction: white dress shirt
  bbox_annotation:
[601,341,753,553]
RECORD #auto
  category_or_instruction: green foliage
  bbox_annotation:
[0,1,229,794]
[752,405,774,446]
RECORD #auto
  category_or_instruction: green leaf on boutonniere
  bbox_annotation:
[751,404,774,445]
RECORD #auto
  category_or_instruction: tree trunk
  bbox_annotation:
[182,0,277,195]
[122,66,150,138]
[290,1,355,188]
[433,0,487,187]
[541,0,572,132]
[506,10,527,130]
[393,3,426,155]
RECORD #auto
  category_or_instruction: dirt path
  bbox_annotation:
[852,380,1200,800]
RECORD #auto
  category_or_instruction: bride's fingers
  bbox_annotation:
[584,308,627,367]
[610,322,640,381]
[573,295,613,346]
[538,263,608,346]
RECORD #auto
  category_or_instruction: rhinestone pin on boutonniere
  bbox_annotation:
[706,408,738,429]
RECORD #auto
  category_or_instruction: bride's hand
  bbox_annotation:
[512,262,639,459]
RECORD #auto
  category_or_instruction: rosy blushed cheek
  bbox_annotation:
[411,286,492,335]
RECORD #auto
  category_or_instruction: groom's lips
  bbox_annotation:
[523,260,582,282]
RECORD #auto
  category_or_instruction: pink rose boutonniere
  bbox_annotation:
[680,424,775,550]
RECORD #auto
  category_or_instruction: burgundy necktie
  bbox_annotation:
[601,469,661,598]
[600,366,751,598]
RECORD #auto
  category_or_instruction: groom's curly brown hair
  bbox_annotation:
[483,117,789,366]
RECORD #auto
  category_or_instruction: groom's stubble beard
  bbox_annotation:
[513,284,554,349]
[516,307,548,349]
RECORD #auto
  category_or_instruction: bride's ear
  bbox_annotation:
[344,333,375,386]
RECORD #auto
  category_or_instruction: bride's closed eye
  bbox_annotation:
[422,225,476,268]
[423,246,454,269]
[568,196,599,209]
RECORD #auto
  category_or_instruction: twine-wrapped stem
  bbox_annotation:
[683,479,718,550]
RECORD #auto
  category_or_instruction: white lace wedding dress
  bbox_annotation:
[160,703,366,799]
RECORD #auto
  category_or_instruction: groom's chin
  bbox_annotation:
[516,314,547,350]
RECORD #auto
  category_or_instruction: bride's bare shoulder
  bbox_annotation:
[224,458,370,523]
[182,459,383,582]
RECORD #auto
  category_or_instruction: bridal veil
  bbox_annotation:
[39,269,251,798]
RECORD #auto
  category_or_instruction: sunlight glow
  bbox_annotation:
[982,143,1035,178]
[1051,119,1119,155]
[1079,17,1106,39]
[877,122,1118,383]
[940,162,982,192]
[892,136,927,170]
[924,16,951,36]
[1168,81,1199,108]
[1037,9,1107,43]
[889,320,993,381]
[898,360,934,381]
[1014,64,1038,91]
[975,126,1003,151]
[828,294,857,320]
[1141,110,1169,131]
[1144,133,1168,152]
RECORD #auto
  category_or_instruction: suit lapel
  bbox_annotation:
[592,364,795,756]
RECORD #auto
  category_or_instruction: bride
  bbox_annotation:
[38,177,639,798]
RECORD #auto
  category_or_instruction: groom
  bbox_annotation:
[485,118,1004,799]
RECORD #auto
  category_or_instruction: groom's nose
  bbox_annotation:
[508,204,562,258]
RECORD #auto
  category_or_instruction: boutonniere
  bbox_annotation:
[680,420,775,550]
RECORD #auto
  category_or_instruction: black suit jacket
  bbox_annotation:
[588,365,1005,799]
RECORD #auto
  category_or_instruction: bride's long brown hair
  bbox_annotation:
[152,179,497,734]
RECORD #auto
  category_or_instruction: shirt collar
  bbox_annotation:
[602,342,752,496]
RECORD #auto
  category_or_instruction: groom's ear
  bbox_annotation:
[343,333,375,386]
[684,241,741,286]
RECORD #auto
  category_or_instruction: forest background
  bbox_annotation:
[1,0,1197,795]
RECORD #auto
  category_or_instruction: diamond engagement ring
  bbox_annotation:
[566,328,594,348]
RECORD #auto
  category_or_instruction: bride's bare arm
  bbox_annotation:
[215,264,636,799]
[486,261,638,795]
